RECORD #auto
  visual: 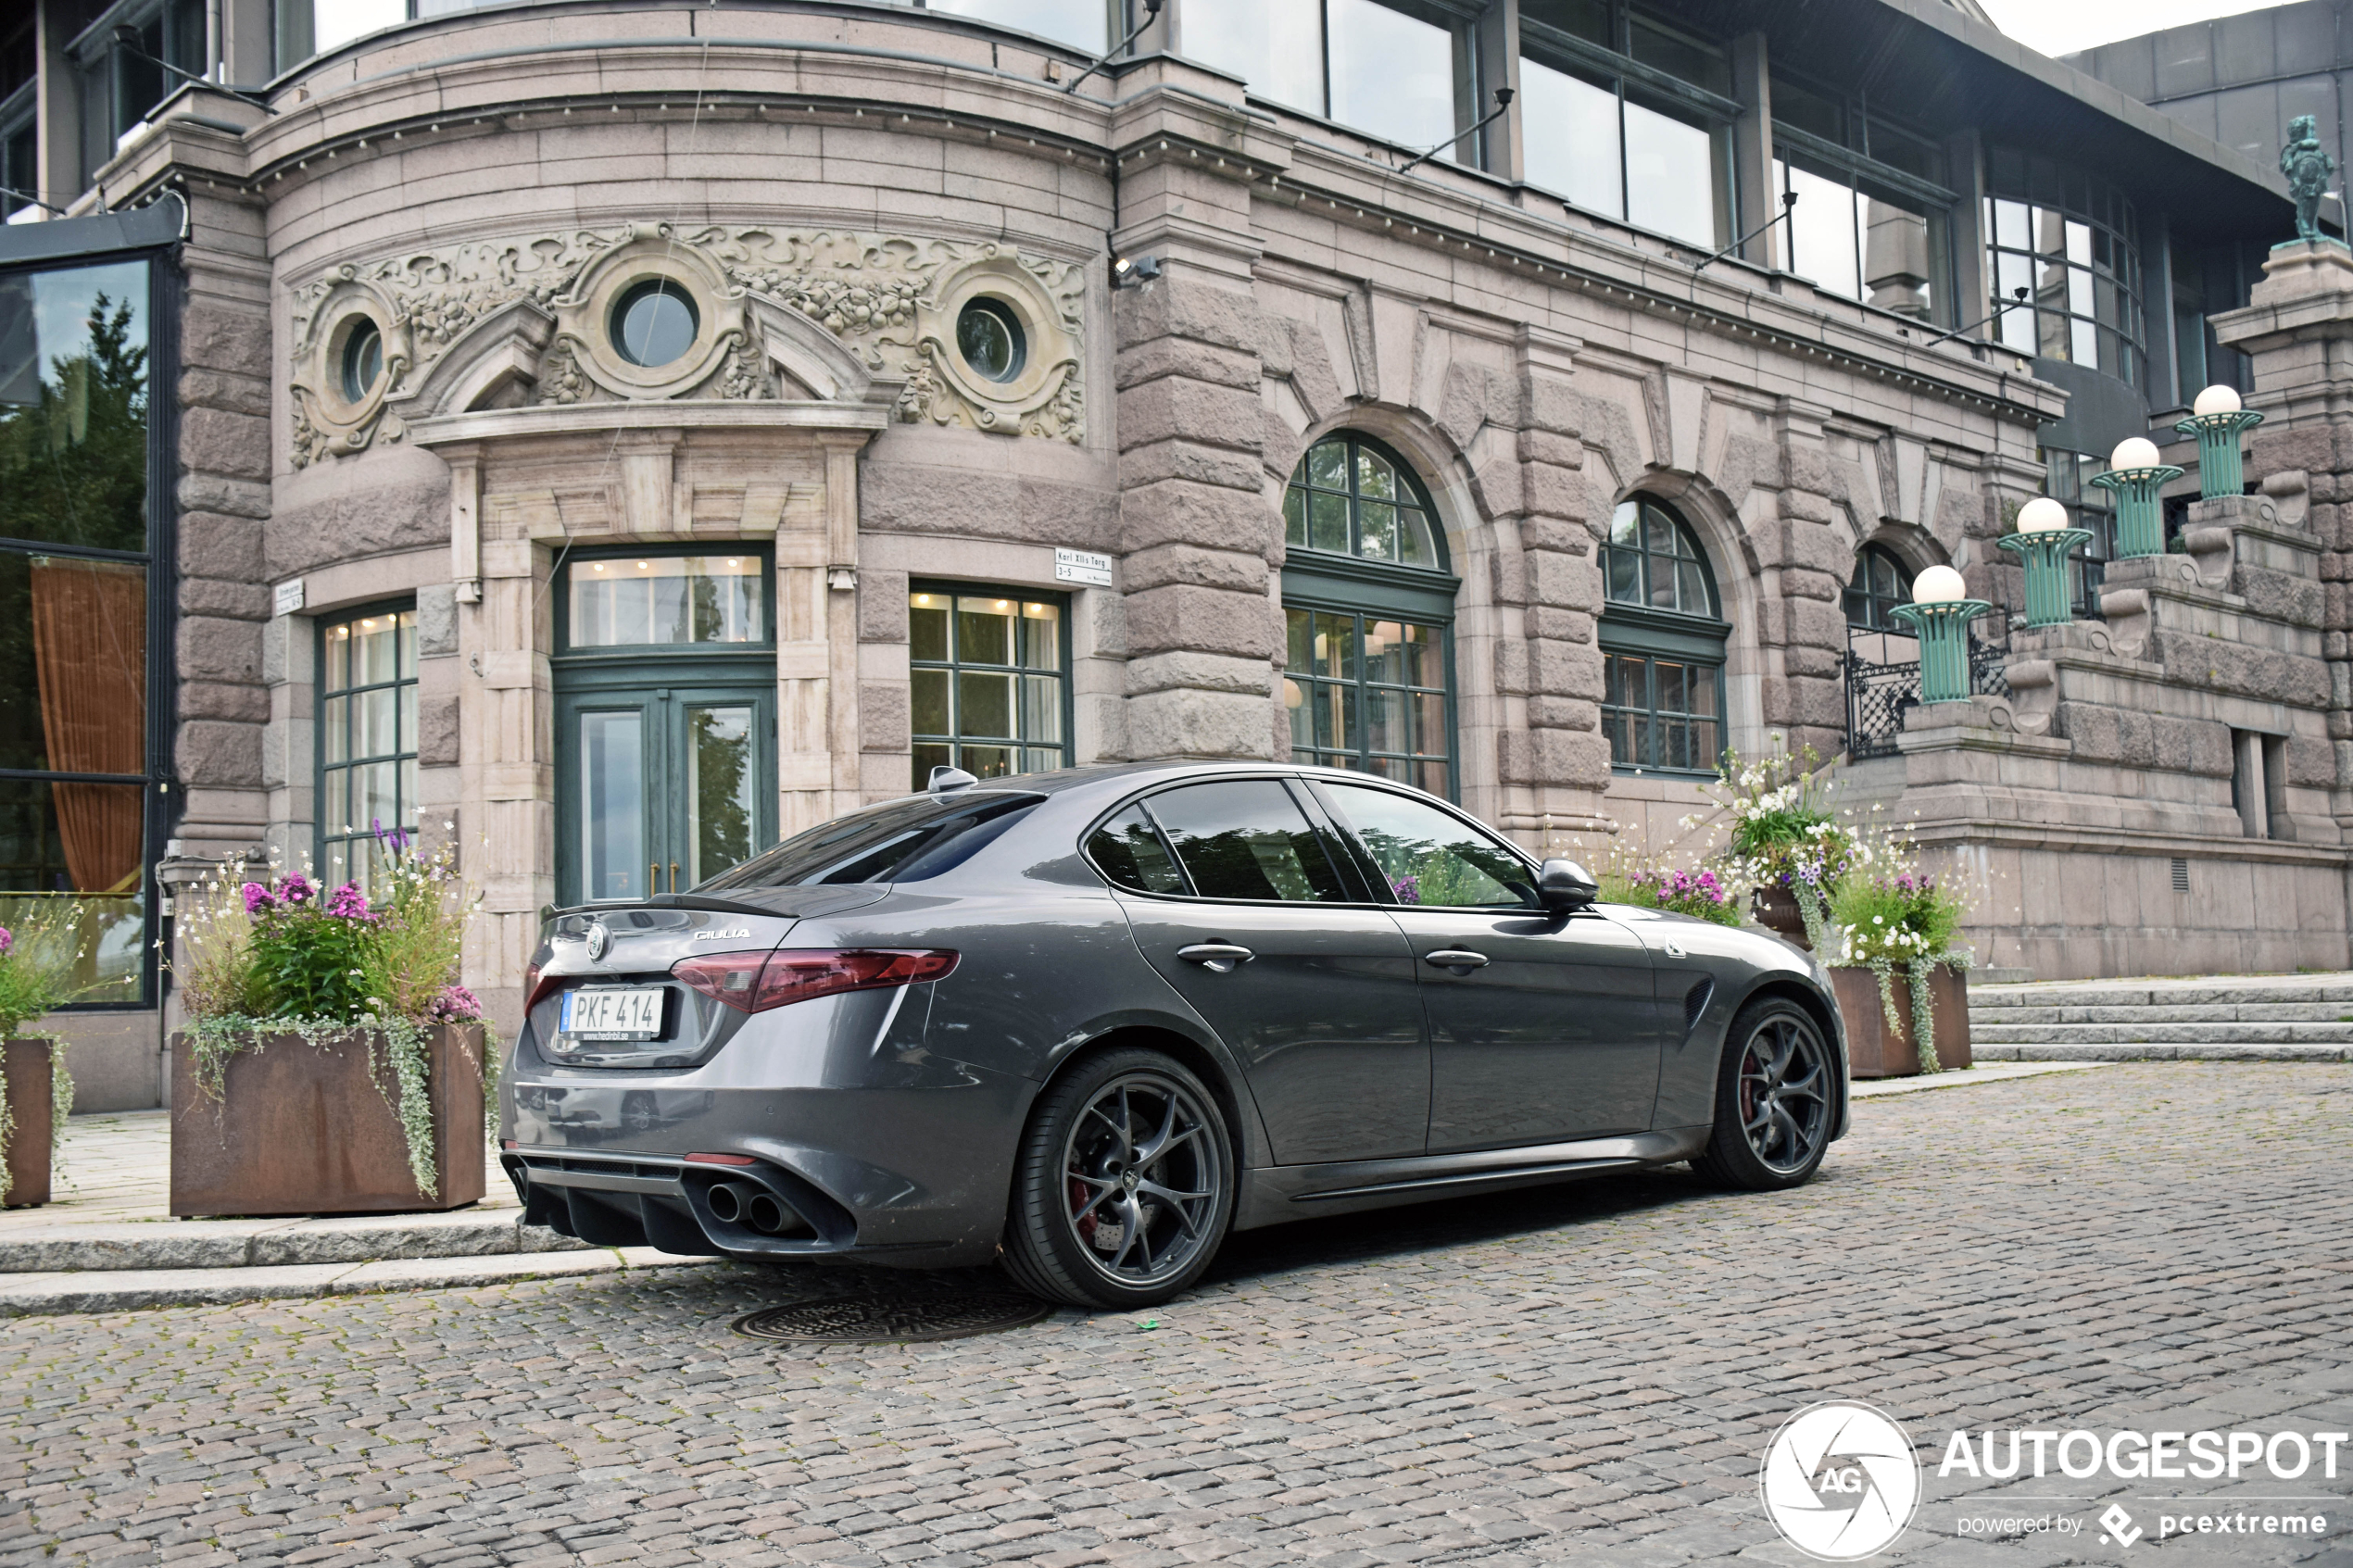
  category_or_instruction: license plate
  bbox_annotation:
[560,986,666,1041]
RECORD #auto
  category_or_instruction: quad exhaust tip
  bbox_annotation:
[705,1180,795,1235]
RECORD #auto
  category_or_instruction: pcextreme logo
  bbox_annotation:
[1759,1401,1923,1561]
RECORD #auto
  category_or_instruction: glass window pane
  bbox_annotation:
[2072,317,2098,365]
[920,0,1105,52]
[1308,492,1350,553]
[957,671,1014,739]
[323,762,348,835]
[1607,544,1641,602]
[1019,675,1062,744]
[1016,601,1060,669]
[910,592,950,662]
[0,779,146,1002]
[1609,500,1640,546]
[358,687,396,759]
[956,597,1015,666]
[1313,613,1354,681]
[580,709,646,901]
[1629,16,1730,95]
[1328,0,1460,158]
[1180,0,1325,113]
[911,670,950,738]
[1088,803,1188,895]
[1676,558,1709,616]
[0,259,151,552]
[357,760,399,838]
[568,557,764,648]
[1148,780,1346,903]
[686,705,756,884]
[1784,161,1862,300]
[321,696,348,765]
[1400,508,1439,567]
[1993,198,2031,252]
[1024,746,1062,775]
[1357,448,1396,501]
[1625,94,1720,247]
[960,744,1014,780]
[1325,783,1528,908]
[1307,439,1347,489]
[399,684,417,755]
[396,609,419,677]
[0,555,148,774]
[1358,500,1398,561]
[1283,487,1307,546]
[1287,608,1314,672]
[911,743,950,791]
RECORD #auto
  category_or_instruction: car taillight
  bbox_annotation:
[671,948,959,1013]
[523,962,561,1015]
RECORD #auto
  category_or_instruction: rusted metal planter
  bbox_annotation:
[1831,965,1972,1078]
[2,1036,55,1208]
[170,1023,486,1217]
[1752,885,1811,948]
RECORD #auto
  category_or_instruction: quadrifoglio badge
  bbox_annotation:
[1759,1406,2347,1559]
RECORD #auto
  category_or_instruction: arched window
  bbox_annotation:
[1281,433,1461,798]
[1599,496,1730,775]
[1844,545,1914,631]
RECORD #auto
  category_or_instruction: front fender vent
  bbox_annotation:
[1682,978,1716,1038]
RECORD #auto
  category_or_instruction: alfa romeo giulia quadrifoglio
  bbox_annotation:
[501,762,1849,1308]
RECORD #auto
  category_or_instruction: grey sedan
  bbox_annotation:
[501,763,1848,1309]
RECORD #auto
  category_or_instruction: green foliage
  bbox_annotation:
[1829,872,1967,967]
[0,905,95,1198]
[245,896,376,1022]
[1599,864,1743,925]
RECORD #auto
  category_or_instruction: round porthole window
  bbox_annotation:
[340,319,384,403]
[612,280,699,368]
[955,297,1026,383]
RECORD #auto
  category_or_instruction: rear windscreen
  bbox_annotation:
[698,794,1043,889]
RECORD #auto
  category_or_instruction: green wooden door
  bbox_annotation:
[556,677,775,907]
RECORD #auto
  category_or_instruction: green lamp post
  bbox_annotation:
[2086,435,2183,558]
[1887,565,1994,705]
[2171,383,2265,500]
[1995,496,2094,627]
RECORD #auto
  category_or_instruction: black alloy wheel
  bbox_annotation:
[1694,997,1836,1189]
[1000,1047,1235,1310]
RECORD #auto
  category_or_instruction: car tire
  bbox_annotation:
[1692,996,1837,1191]
[1000,1047,1237,1311]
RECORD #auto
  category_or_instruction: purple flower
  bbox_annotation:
[1392,874,1421,906]
[241,882,275,916]
[324,882,376,922]
[277,873,314,906]
[426,985,484,1023]
[0,927,12,957]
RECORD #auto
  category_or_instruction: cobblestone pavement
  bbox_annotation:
[3,1062,2349,1567]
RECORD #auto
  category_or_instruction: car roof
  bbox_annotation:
[897,759,1453,809]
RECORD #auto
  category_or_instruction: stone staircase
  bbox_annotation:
[1969,972,2353,1061]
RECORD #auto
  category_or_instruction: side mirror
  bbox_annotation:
[1538,858,1599,913]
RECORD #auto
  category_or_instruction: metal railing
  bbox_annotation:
[1843,621,2010,760]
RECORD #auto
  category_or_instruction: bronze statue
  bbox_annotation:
[2283,114,2337,244]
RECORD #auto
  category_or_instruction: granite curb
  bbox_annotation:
[0,1246,725,1314]
[1976,1041,2353,1061]
[0,1208,594,1274]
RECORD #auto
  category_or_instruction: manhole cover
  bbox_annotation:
[732,1291,1052,1345]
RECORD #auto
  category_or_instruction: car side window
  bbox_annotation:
[1087,804,1189,895]
[1321,783,1534,908]
[1142,781,1350,903]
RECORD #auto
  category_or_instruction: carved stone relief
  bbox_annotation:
[287,224,1088,467]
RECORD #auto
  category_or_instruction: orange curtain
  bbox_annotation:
[29,558,146,893]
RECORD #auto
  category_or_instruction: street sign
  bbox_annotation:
[1053,548,1113,587]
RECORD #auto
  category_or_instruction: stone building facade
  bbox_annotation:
[2,0,2340,1106]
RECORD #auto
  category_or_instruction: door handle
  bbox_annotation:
[670,861,680,894]
[1176,942,1255,973]
[1424,948,1491,972]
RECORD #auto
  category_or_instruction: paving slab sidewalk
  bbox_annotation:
[0,1109,732,1311]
